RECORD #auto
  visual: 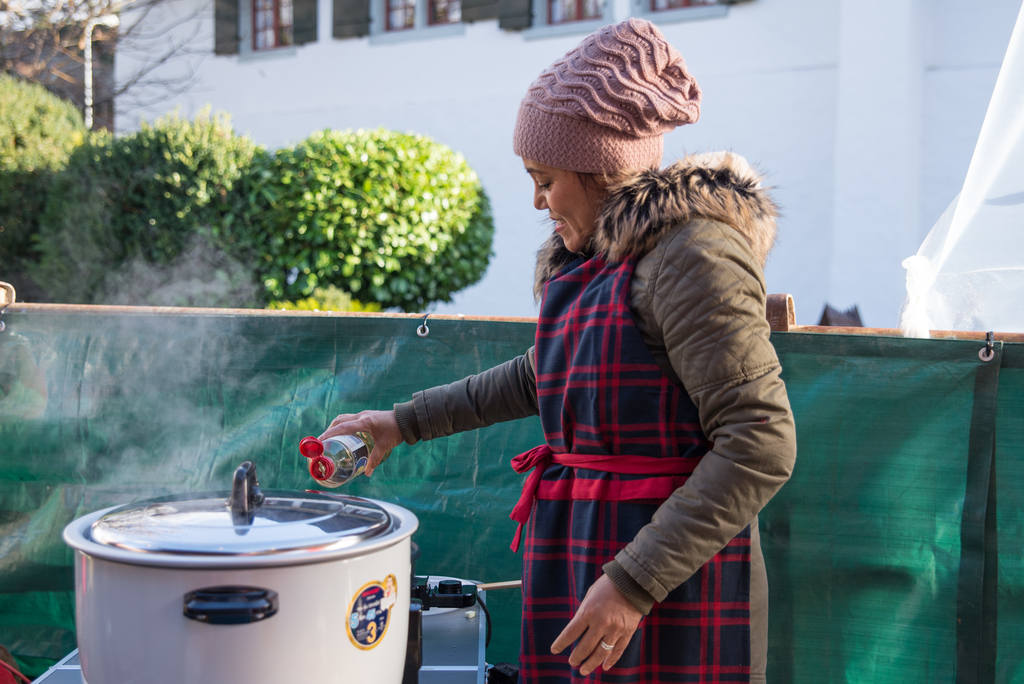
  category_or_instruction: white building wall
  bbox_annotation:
[115,0,1022,326]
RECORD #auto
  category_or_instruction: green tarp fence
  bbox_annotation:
[0,310,1020,682]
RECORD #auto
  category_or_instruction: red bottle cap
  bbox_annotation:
[309,455,335,481]
[299,436,324,459]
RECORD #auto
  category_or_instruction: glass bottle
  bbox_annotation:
[299,433,375,488]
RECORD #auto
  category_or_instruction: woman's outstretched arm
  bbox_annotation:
[320,349,539,475]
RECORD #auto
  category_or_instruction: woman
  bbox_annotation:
[322,18,796,684]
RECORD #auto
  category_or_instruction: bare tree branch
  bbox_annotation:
[1,0,211,128]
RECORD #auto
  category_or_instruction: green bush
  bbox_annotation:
[0,75,87,268]
[30,118,494,311]
[237,128,494,312]
[36,109,262,305]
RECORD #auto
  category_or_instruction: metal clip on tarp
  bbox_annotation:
[0,282,15,333]
[417,314,430,338]
[979,332,995,362]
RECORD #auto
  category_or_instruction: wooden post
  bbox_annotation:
[0,282,15,307]
[766,293,795,332]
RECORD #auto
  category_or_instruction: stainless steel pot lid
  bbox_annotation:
[88,461,392,556]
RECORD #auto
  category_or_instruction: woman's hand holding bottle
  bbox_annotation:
[319,410,403,476]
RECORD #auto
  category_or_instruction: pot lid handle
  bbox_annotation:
[229,461,265,528]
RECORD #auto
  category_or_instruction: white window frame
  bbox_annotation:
[523,0,611,40]
[425,0,462,27]
[237,0,299,59]
[252,0,295,50]
[369,0,465,44]
[630,0,727,25]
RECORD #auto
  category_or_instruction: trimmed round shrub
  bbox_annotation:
[237,128,494,312]
[0,75,87,267]
[0,75,86,171]
[37,109,262,305]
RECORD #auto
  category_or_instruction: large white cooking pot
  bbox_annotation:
[62,461,418,684]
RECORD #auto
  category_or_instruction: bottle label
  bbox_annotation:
[347,574,398,650]
[351,455,368,478]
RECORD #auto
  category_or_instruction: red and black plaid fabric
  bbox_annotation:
[514,255,751,684]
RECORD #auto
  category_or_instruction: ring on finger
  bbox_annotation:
[599,640,615,651]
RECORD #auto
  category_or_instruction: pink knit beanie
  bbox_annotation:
[513,18,701,174]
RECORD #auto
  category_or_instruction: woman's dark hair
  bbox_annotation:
[575,170,629,209]
[575,172,606,204]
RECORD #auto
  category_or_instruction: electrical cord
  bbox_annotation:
[476,593,493,648]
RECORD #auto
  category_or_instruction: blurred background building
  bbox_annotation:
[115,0,1022,326]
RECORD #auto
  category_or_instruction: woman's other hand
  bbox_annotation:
[550,573,643,676]
[319,410,402,476]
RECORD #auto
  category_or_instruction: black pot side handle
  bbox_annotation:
[183,586,279,625]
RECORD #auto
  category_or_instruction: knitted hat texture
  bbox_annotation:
[513,18,701,174]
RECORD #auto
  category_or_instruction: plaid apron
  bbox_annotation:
[511,255,751,684]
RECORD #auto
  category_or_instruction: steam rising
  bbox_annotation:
[99,234,262,309]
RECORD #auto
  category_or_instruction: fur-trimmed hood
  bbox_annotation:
[534,151,779,300]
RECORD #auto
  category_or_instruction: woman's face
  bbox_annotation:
[523,159,601,253]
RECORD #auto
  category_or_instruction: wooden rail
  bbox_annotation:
[787,325,1024,343]
[2,282,1021,342]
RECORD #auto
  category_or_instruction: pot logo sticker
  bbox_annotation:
[347,575,398,650]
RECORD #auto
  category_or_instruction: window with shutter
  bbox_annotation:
[386,0,416,30]
[547,0,599,23]
[518,0,600,37]
[650,0,713,10]
[383,0,459,30]
[253,0,294,49]
[366,0,464,39]
[428,0,461,25]
[629,0,727,25]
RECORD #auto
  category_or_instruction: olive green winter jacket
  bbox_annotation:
[393,152,797,683]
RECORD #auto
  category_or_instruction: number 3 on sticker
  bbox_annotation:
[347,575,397,651]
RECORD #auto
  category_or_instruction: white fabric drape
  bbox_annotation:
[901,1,1024,336]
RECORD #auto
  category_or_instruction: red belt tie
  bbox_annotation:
[509,444,554,552]
[508,444,703,552]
